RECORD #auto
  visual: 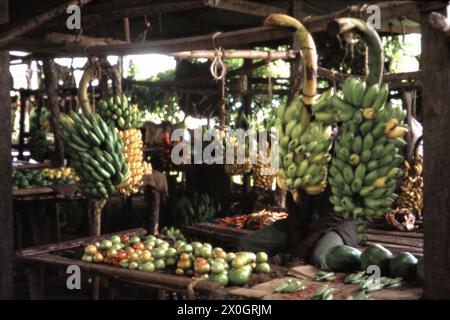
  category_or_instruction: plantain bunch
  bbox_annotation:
[276,95,333,196]
[327,77,408,241]
[59,112,128,200]
[397,156,423,212]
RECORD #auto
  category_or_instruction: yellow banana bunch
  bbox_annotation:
[251,150,276,190]
[397,156,423,212]
[117,128,145,196]
[43,167,80,182]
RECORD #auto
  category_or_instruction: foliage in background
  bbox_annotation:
[125,60,183,123]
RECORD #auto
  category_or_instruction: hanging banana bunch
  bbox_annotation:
[326,18,407,242]
[397,153,423,213]
[59,111,128,200]
[98,94,145,196]
[264,14,333,197]
[251,148,276,190]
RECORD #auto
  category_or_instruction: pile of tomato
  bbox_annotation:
[81,233,270,286]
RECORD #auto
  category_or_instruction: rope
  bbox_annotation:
[210,32,227,81]
[267,51,273,98]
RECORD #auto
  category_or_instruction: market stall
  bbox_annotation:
[0,0,449,302]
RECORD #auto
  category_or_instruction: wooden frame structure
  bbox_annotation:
[0,0,449,300]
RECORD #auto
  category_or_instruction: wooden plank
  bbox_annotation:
[16,228,147,256]
[365,241,423,255]
[367,234,423,248]
[0,0,12,299]
[204,0,287,17]
[13,187,55,197]
[0,0,95,48]
[420,1,450,299]
[46,32,127,46]
[367,228,424,239]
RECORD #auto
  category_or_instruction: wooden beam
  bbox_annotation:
[46,32,127,46]
[317,67,422,84]
[85,26,291,56]
[420,1,450,299]
[203,0,287,16]
[0,0,13,299]
[81,0,206,23]
[0,0,94,48]
[169,49,297,60]
[43,58,65,167]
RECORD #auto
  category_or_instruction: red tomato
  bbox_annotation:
[125,247,135,254]
[120,234,130,244]
[117,251,128,261]
[133,242,145,251]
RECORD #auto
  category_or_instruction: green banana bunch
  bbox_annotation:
[277,96,332,195]
[97,94,143,130]
[59,112,129,200]
[311,87,337,125]
[328,77,407,242]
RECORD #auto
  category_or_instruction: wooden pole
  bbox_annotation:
[43,58,65,167]
[420,1,450,299]
[169,49,297,60]
[0,0,94,48]
[0,0,13,299]
[123,17,131,43]
[17,92,27,160]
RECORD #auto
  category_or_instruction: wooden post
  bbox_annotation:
[43,58,65,167]
[0,0,13,299]
[17,92,27,160]
[420,1,450,299]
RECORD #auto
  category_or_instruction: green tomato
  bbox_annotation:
[145,235,156,242]
[154,238,163,246]
[128,261,139,270]
[226,252,237,262]
[166,257,177,266]
[154,259,166,270]
[119,260,129,268]
[256,252,269,263]
[141,261,155,272]
[175,268,184,275]
[228,267,251,286]
[166,248,178,258]
[203,243,213,251]
[81,253,93,263]
[111,235,121,244]
[100,239,112,250]
[153,247,167,259]
[211,261,226,274]
[211,273,229,286]
[191,242,203,250]
[255,262,271,274]
[175,240,185,249]
[158,242,170,250]
[178,244,193,254]
[185,269,193,276]
[129,236,141,244]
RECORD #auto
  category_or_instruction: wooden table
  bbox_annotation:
[15,228,241,300]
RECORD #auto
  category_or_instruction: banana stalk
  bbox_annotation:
[327,18,383,87]
[263,14,317,106]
